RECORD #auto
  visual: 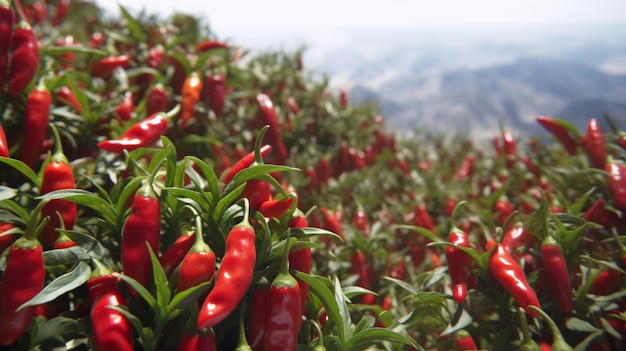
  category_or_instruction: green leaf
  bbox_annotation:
[43,246,92,266]
[334,277,352,341]
[527,194,550,240]
[438,306,473,338]
[214,183,245,222]
[0,157,41,188]
[384,277,420,295]
[32,317,84,347]
[18,261,91,311]
[186,156,220,207]
[166,282,211,320]
[119,4,147,42]
[391,224,443,243]
[343,327,417,351]
[0,186,17,201]
[37,189,117,225]
[148,244,171,320]
[41,45,107,57]
[427,241,482,264]
[113,273,157,308]
[566,317,600,332]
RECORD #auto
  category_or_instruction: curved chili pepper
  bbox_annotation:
[241,179,270,212]
[501,225,536,254]
[40,125,77,249]
[122,180,161,293]
[583,199,621,228]
[605,160,626,211]
[205,72,226,118]
[197,203,256,329]
[179,71,202,129]
[91,54,130,77]
[0,121,9,158]
[453,329,478,351]
[159,230,195,277]
[258,195,294,218]
[502,130,517,169]
[540,235,573,314]
[0,0,13,91]
[19,84,51,169]
[0,202,47,346]
[256,94,288,162]
[88,261,133,351]
[146,83,169,116]
[8,21,39,95]
[179,328,217,351]
[489,243,541,317]
[264,235,301,351]
[97,111,171,153]
[176,212,216,292]
[55,86,83,113]
[195,40,229,53]
[445,228,472,303]
[288,210,311,316]
[222,144,272,184]
[536,116,578,155]
[582,118,606,169]
[350,249,372,303]
[246,277,269,351]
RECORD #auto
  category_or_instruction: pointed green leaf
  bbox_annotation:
[0,157,41,188]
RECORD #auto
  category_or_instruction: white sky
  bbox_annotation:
[98,0,626,29]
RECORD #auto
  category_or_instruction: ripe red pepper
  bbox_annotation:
[91,54,130,77]
[501,226,536,254]
[146,83,169,116]
[288,210,311,315]
[179,328,217,351]
[55,86,83,113]
[8,21,39,95]
[241,179,271,212]
[453,329,478,351]
[536,116,578,155]
[605,160,626,211]
[159,230,195,277]
[258,195,294,218]
[320,207,344,239]
[197,204,256,329]
[52,0,70,26]
[222,144,272,184]
[264,236,301,351]
[582,118,606,169]
[339,87,348,109]
[0,223,18,254]
[122,180,161,293]
[445,228,472,303]
[489,243,541,317]
[583,199,621,228]
[246,277,269,351]
[176,213,216,292]
[195,40,229,53]
[502,130,517,169]
[350,249,372,303]
[205,72,226,118]
[115,91,134,122]
[256,94,288,162]
[97,111,171,153]
[540,235,573,314]
[88,261,134,351]
[0,121,9,158]
[19,84,51,169]
[179,71,203,129]
[352,206,370,237]
[0,0,13,90]
[0,202,47,346]
[40,125,78,249]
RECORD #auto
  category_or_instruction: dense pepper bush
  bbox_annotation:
[1,0,626,350]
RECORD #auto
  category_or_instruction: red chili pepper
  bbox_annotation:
[241,179,271,212]
[40,125,77,249]
[264,234,301,351]
[489,243,541,317]
[446,228,472,303]
[222,144,272,185]
[605,160,626,211]
[205,72,226,118]
[176,212,216,292]
[317,157,331,186]
[352,206,370,237]
[195,40,229,53]
[288,210,311,315]
[115,91,134,122]
[91,55,130,77]
[179,71,203,129]
[159,230,195,277]
[55,86,83,113]
[0,120,9,158]
[87,261,133,351]
[179,328,216,351]
[583,199,621,228]
[97,111,171,153]
[589,269,620,295]
[8,21,39,95]
[0,223,18,254]
[502,130,517,169]
[501,226,536,254]
[494,196,514,228]
[197,204,256,329]
[339,87,348,109]
[320,207,343,239]
[453,329,478,351]
[258,195,294,218]
[246,277,269,351]
[413,203,435,232]
[146,45,164,69]
[540,235,573,314]
[146,83,169,116]
[536,116,578,155]
[52,0,70,26]
[286,96,300,115]
[19,84,51,169]
[122,180,161,293]
[350,249,372,303]
[0,202,47,346]
[256,94,288,162]
[0,0,13,91]
[582,118,606,169]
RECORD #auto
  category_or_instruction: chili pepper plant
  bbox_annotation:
[0,1,626,350]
